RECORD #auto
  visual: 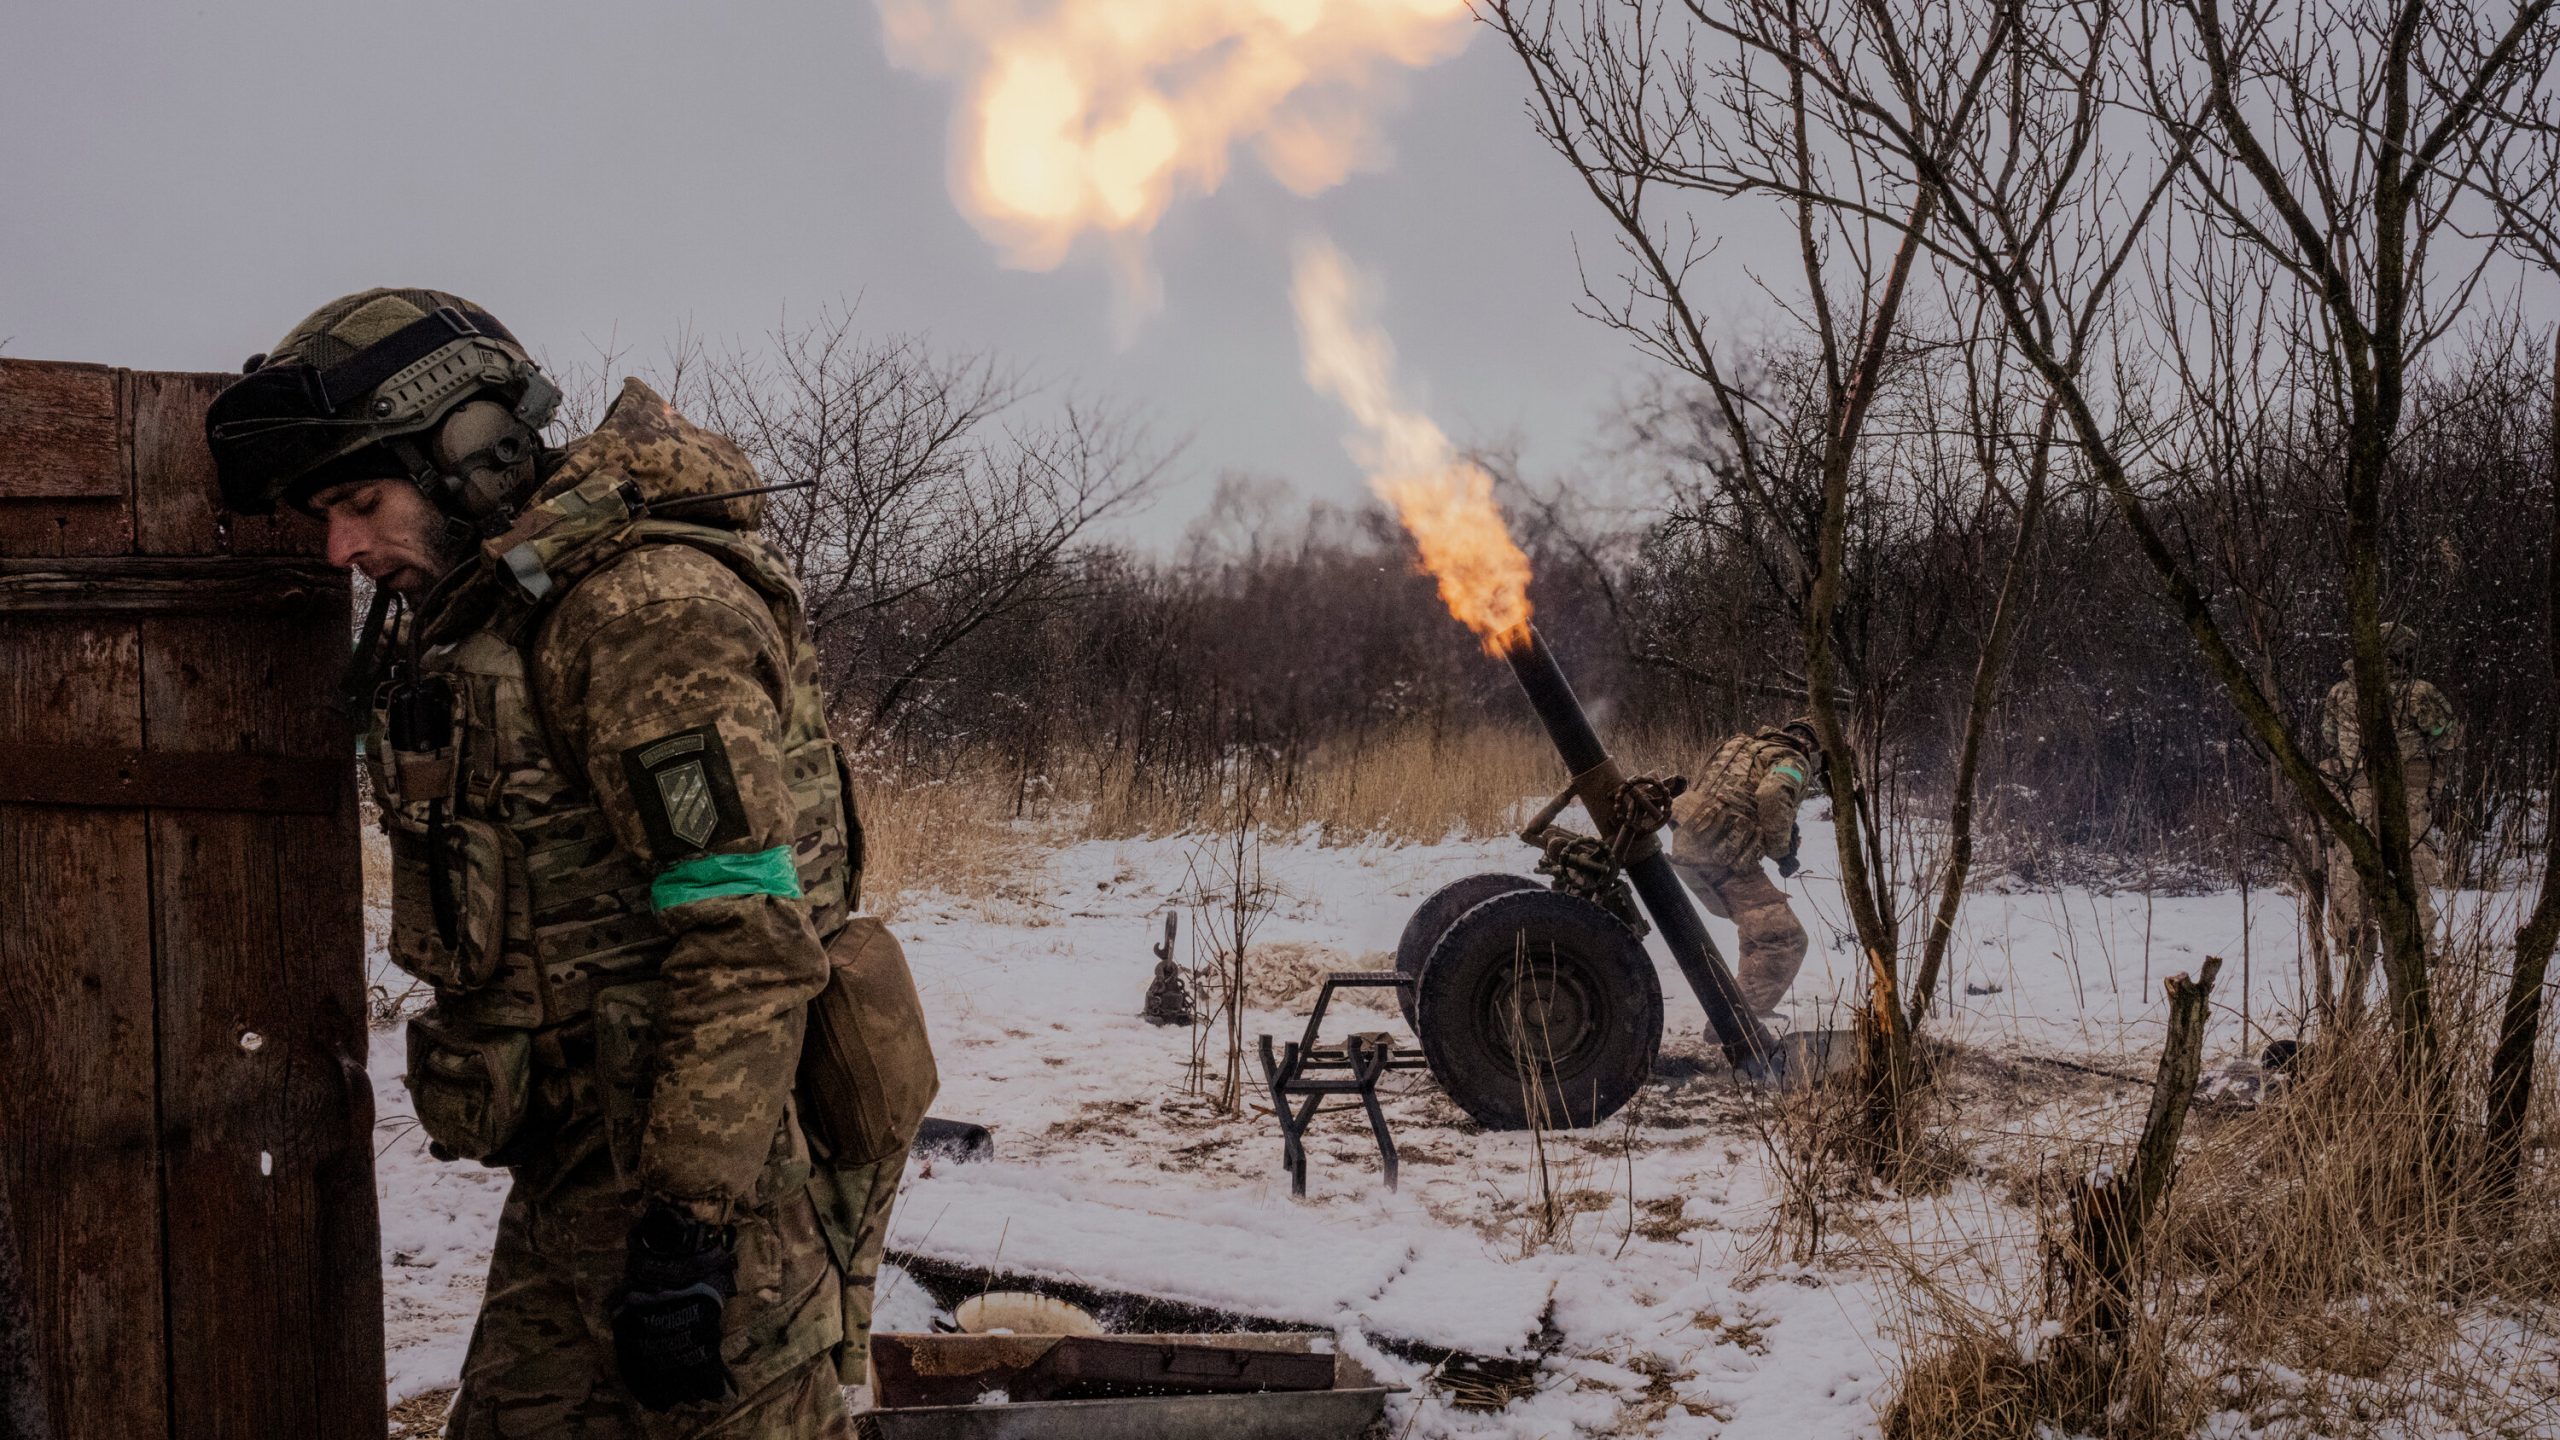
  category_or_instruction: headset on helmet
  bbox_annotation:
[205,288,560,529]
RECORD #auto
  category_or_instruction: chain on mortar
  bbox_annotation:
[1520,773,1687,939]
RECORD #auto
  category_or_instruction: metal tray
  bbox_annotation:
[858,1332,1399,1440]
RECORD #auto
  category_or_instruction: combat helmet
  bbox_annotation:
[1776,715,1821,755]
[205,288,559,527]
[2378,622,2419,664]
[1770,715,1829,785]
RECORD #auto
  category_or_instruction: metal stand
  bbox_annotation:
[1257,972,1430,1196]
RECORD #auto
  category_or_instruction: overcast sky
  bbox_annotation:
[1,0,1682,544]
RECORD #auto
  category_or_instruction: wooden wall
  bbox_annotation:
[0,359,384,1438]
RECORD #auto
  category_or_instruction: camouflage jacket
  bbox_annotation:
[2319,672,2459,784]
[372,379,856,1218]
[1671,732,1814,872]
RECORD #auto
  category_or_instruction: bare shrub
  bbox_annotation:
[1176,805,1277,1116]
[1879,939,2560,1438]
[1748,1070,1877,1267]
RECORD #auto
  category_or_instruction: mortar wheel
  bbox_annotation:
[1395,873,1544,1029]
[1414,889,1663,1130]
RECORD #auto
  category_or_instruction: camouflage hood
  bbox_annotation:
[422,379,766,640]
[535,378,765,532]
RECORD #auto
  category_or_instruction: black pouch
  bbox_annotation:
[405,1012,533,1163]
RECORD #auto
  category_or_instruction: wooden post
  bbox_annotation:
[0,1159,49,1440]
[2057,957,2221,1355]
[0,359,384,1438]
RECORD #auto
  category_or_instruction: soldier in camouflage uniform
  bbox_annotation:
[207,290,921,1438]
[2320,623,2461,988]
[1667,719,1822,1018]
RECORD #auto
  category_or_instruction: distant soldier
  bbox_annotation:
[1668,718,1824,1019]
[2320,622,2461,975]
[207,290,931,1437]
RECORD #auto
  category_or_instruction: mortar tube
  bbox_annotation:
[1500,627,1781,1074]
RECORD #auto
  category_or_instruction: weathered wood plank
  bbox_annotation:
[0,556,345,615]
[0,1136,51,1440]
[272,796,387,1428]
[131,370,312,558]
[0,744,344,813]
[146,597,382,1440]
[0,362,124,501]
[0,500,132,558]
[0,358,380,1439]
[0,617,163,1440]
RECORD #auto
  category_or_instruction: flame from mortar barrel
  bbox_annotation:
[1290,237,1533,655]
[1288,236,1777,1072]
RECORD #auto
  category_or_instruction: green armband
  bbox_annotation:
[651,846,803,912]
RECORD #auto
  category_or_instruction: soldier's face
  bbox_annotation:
[309,478,465,596]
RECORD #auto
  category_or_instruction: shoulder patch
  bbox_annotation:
[621,724,751,855]
[1772,762,1806,785]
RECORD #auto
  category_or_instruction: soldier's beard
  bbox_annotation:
[378,519,479,599]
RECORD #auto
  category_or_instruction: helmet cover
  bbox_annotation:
[205,289,549,515]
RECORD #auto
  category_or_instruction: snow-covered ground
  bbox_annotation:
[369,816,2534,1435]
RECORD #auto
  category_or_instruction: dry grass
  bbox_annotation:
[845,761,1036,922]
[1874,948,2560,1439]
[1059,723,1569,842]
[848,723,1584,915]
[387,1388,452,1438]
[1276,725,1570,843]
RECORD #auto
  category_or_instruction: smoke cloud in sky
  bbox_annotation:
[2,0,1645,545]
[877,0,1472,311]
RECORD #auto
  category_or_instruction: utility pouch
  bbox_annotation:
[387,814,525,992]
[1711,822,1759,873]
[378,672,459,809]
[797,915,938,1167]
[1669,792,1747,872]
[388,746,459,807]
[593,979,667,1189]
[405,1012,532,1163]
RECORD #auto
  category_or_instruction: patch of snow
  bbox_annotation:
[373,815,2537,1433]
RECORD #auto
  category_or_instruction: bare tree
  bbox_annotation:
[684,307,1172,740]
[1483,0,2032,1119]
[1727,0,2557,1107]
[1909,326,2060,1018]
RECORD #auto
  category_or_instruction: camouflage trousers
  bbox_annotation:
[2326,779,2443,1007]
[806,1146,909,1386]
[1669,860,1809,1016]
[446,1091,862,1439]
